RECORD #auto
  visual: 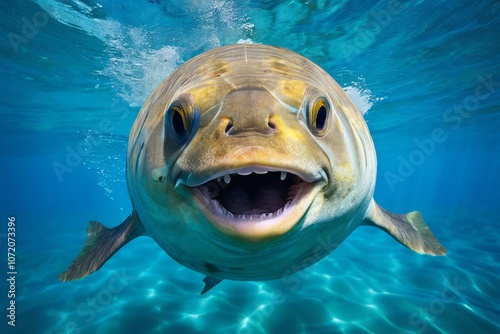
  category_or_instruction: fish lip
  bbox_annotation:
[179,165,325,187]
[184,166,326,239]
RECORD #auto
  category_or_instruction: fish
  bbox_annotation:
[60,44,446,294]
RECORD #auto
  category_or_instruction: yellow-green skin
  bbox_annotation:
[126,44,376,281]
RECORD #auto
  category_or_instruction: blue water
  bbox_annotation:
[1,0,499,333]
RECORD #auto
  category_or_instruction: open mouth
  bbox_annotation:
[198,171,306,219]
[190,167,321,238]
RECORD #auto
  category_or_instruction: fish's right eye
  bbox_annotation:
[170,105,187,140]
[166,96,196,143]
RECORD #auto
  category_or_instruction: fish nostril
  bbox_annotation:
[225,121,233,134]
[267,115,277,131]
[224,117,276,136]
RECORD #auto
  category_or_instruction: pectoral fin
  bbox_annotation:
[201,276,223,294]
[60,211,146,282]
[363,200,446,255]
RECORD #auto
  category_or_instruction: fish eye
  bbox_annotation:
[171,105,187,138]
[166,97,194,143]
[308,97,330,136]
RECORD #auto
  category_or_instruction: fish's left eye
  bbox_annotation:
[308,97,330,136]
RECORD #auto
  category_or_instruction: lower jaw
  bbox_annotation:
[192,183,319,240]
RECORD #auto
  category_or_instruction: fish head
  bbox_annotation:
[127,44,376,278]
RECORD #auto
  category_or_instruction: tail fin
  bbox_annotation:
[363,200,446,256]
[60,211,146,282]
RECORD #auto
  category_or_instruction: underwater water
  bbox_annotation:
[1,0,499,333]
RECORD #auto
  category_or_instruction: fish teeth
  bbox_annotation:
[255,170,268,174]
[280,171,287,181]
[217,177,222,182]
[223,210,294,221]
[216,201,234,218]
[223,174,231,184]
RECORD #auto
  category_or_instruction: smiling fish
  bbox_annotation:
[60,44,446,293]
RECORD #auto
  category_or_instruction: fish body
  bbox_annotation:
[61,44,445,293]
